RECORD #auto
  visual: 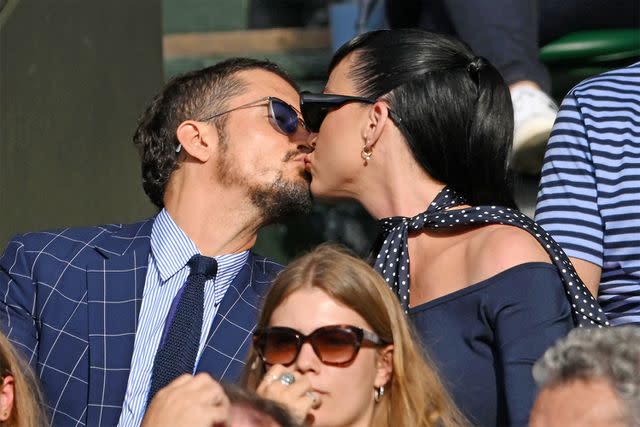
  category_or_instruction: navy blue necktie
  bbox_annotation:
[147,254,218,402]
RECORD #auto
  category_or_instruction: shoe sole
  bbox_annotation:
[511,118,554,175]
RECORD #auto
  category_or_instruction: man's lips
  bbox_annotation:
[303,155,312,170]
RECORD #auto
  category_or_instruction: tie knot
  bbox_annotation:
[187,254,218,280]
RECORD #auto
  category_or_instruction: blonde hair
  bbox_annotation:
[242,243,468,427]
[0,333,47,427]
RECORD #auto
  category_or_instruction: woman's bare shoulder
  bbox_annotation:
[464,224,551,282]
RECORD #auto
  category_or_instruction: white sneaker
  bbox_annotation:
[510,85,558,175]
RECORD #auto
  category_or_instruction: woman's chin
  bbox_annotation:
[310,179,354,203]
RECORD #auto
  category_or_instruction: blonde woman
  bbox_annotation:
[243,244,468,427]
[0,333,46,427]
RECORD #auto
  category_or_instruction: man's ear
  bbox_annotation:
[0,375,15,422]
[374,344,394,388]
[364,101,393,149]
[175,120,216,162]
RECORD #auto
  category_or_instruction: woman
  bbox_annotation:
[298,29,608,426]
[0,333,46,426]
[243,243,468,427]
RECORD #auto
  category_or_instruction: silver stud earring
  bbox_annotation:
[374,385,385,403]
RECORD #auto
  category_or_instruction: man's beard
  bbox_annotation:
[217,144,313,225]
[249,169,313,225]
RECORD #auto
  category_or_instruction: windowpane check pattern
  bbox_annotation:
[0,212,282,426]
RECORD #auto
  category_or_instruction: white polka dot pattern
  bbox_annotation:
[373,187,609,328]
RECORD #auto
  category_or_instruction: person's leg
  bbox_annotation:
[329,0,388,52]
[385,0,422,29]
[442,0,550,93]
[438,0,555,175]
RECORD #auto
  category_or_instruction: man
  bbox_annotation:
[0,58,312,426]
[535,62,640,325]
[529,326,640,427]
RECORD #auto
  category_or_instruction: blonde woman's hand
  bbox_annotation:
[141,373,231,427]
[256,365,321,424]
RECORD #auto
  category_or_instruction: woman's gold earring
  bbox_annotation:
[361,139,373,164]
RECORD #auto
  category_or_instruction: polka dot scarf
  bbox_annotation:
[373,186,609,328]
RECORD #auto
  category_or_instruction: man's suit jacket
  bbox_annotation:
[0,218,282,426]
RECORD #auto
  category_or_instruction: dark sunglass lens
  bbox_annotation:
[313,328,359,365]
[271,100,299,135]
[261,329,299,365]
[301,104,328,133]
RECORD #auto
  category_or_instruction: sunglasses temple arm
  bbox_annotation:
[362,330,388,345]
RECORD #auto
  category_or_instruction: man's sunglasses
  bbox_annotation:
[300,92,403,133]
[202,96,306,136]
[253,324,389,367]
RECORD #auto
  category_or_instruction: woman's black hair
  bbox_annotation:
[331,29,516,208]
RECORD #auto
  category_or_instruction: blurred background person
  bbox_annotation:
[243,244,468,427]
[530,325,640,427]
[535,62,640,326]
[0,333,47,427]
[386,0,640,174]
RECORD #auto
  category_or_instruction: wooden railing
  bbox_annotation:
[163,27,331,59]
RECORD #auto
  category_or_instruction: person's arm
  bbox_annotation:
[493,266,574,427]
[535,93,604,296]
[0,236,39,365]
[569,257,602,297]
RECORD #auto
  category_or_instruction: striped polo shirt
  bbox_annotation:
[535,62,640,326]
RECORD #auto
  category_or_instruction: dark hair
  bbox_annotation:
[331,29,515,207]
[223,383,302,427]
[133,58,299,209]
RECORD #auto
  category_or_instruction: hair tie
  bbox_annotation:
[466,56,485,82]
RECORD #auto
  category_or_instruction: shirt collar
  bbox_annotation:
[150,209,251,284]
[151,209,199,282]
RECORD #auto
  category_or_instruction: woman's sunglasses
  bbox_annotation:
[253,324,389,367]
[202,96,306,136]
[300,92,403,133]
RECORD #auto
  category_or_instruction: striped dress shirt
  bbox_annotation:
[117,209,249,427]
[536,62,640,325]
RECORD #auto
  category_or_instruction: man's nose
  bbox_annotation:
[302,132,317,152]
[294,127,315,153]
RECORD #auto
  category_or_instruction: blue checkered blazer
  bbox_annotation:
[0,218,282,426]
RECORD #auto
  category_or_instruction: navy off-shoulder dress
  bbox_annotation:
[409,262,573,427]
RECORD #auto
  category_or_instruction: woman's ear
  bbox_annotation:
[0,375,15,422]
[175,120,217,162]
[364,101,393,149]
[374,344,394,388]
